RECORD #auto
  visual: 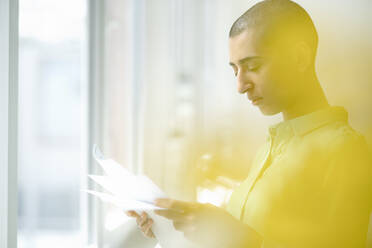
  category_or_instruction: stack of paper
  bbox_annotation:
[87,144,167,211]
[86,145,199,248]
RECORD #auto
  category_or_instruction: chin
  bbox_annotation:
[258,105,280,116]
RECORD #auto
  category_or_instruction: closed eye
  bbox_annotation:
[248,64,261,72]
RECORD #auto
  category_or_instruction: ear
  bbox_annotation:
[292,41,313,73]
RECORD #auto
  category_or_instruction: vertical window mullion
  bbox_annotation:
[0,0,18,247]
[85,0,105,247]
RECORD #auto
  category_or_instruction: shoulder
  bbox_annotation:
[308,121,372,188]
[292,120,372,186]
[304,120,369,157]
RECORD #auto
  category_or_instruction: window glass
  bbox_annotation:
[18,0,86,247]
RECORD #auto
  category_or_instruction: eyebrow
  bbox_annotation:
[229,56,262,66]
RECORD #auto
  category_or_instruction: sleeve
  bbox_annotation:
[318,133,372,247]
[259,132,372,248]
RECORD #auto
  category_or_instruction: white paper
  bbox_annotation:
[83,190,164,211]
[86,145,200,248]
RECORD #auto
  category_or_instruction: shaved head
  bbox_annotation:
[229,0,318,56]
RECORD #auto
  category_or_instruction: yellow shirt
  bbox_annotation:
[226,106,372,248]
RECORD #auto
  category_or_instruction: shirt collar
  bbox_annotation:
[269,106,348,137]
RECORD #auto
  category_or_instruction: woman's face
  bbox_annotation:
[228,29,300,116]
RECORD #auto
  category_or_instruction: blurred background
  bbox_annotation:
[16,0,372,247]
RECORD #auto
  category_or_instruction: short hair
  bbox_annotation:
[229,0,318,55]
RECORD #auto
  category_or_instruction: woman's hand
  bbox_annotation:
[154,198,262,248]
[125,211,155,238]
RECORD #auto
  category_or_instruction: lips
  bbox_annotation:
[249,96,263,105]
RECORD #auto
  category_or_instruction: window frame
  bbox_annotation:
[83,0,105,247]
[0,0,18,247]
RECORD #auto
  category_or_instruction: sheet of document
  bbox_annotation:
[85,145,200,248]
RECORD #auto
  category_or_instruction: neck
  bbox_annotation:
[282,72,329,121]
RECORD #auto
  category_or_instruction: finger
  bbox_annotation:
[126,211,140,218]
[173,220,185,231]
[139,212,149,225]
[155,198,197,212]
[144,227,155,238]
[143,218,153,230]
[143,219,154,237]
[154,198,190,211]
[172,218,196,232]
[138,215,150,227]
[154,209,188,221]
[136,212,145,226]
[145,228,155,239]
[141,211,148,219]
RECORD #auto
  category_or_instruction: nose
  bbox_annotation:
[237,72,254,94]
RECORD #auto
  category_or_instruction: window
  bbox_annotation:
[1,1,370,247]
[17,0,86,247]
